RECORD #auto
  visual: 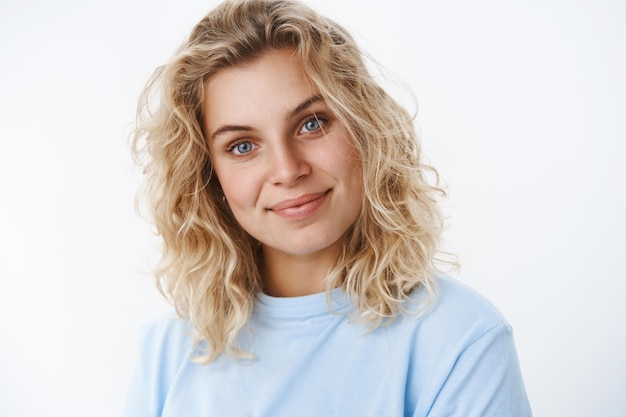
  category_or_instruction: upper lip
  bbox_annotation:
[268,191,329,211]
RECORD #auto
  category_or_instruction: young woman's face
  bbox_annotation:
[204,49,363,260]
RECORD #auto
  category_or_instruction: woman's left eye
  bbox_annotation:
[300,116,324,134]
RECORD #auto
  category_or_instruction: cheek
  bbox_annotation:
[218,169,261,210]
[326,141,362,187]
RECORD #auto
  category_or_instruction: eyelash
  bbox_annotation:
[226,139,255,156]
[224,113,331,157]
[299,113,330,136]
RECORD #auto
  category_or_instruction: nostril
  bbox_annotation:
[268,147,311,185]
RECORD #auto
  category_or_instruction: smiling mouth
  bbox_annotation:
[268,190,330,220]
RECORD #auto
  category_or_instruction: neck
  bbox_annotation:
[261,241,342,297]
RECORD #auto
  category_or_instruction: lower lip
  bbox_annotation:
[270,192,329,221]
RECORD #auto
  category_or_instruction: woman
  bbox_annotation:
[125,0,532,416]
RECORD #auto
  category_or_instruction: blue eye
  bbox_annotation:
[236,142,252,154]
[302,118,321,132]
[228,141,254,155]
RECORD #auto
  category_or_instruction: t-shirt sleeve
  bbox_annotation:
[122,316,192,417]
[123,325,158,417]
[421,322,532,417]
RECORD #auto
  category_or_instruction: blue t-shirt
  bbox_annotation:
[124,276,532,416]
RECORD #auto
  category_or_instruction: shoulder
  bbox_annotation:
[123,313,194,417]
[430,275,507,327]
[402,275,513,358]
[139,313,194,376]
[141,313,193,348]
[404,277,532,416]
[139,315,193,397]
[400,277,532,415]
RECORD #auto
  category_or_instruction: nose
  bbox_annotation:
[267,141,311,186]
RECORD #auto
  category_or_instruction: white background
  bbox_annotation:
[0,0,624,416]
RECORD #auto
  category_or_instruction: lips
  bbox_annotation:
[268,190,330,220]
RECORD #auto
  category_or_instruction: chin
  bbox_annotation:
[277,236,344,258]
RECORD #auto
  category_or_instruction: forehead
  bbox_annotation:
[204,49,318,116]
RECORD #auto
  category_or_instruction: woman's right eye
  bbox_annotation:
[227,140,255,156]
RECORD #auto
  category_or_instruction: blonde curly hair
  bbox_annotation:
[134,0,447,363]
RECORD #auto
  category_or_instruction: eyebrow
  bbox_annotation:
[288,94,323,118]
[210,125,254,140]
[210,95,324,141]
